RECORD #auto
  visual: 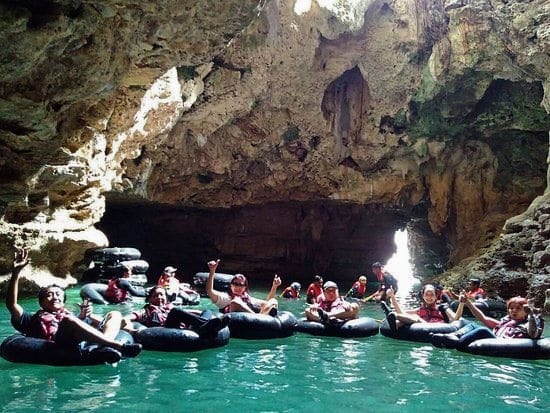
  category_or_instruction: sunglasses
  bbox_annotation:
[231,282,246,287]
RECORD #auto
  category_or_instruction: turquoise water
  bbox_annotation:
[0,288,548,412]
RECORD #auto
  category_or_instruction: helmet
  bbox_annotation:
[291,282,301,291]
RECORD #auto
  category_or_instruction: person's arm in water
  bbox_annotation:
[6,249,29,324]
[345,283,356,298]
[206,259,222,304]
[117,279,146,297]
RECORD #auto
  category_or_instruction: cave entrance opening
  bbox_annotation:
[385,229,418,299]
[97,200,448,287]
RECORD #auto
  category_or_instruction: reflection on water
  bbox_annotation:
[410,345,434,372]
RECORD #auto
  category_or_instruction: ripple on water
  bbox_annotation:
[1,294,549,412]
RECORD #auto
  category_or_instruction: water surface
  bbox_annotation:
[0,288,548,412]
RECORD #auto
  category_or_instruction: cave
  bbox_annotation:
[0,0,548,307]
[97,198,448,287]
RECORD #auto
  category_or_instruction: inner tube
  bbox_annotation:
[172,291,201,306]
[0,330,134,366]
[458,337,550,360]
[227,311,297,339]
[98,274,148,287]
[80,283,109,305]
[380,318,469,343]
[101,260,149,278]
[450,299,507,318]
[295,317,379,338]
[85,247,141,264]
[193,272,234,296]
[134,325,230,352]
[127,273,148,287]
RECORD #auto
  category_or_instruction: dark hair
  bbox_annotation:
[146,286,166,302]
[230,274,248,286]
[229,274,249,297]
[38,284,66,303]
[115,264,131,278]
[314,275,323,283]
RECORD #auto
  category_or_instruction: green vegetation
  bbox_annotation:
[282,125,300,143]
[177,66,198,81]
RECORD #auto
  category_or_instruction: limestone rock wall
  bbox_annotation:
[0,0,261,285]
[0,0,549,298]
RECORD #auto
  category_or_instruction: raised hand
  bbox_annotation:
[12,248,29,274]
[207,259,220,271]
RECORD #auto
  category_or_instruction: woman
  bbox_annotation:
[157,266,181,299]
[382,284,463,332]
[306,275,324,304]
[206,259,281,315]
[123,286,226,338]
[432,294,544,348]
[104,264,146,304]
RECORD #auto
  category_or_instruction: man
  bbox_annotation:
[465,278,487,300]
[305,281,359,324]
[371,262,398,301]
[6,248,142,359]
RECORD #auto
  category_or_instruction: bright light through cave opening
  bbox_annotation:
[384,229,419,299]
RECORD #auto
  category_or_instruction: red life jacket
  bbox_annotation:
[307,283,323,300]
[136,303,174,327]
[466,287,486,299]
[493,316,528,338]
[282,287,299,299]
[351,281,367,297]
[30,309,72,341]
[416,304,445,323]
[105,278,128,303]
[318,296,347,312]
[223,292,257,313]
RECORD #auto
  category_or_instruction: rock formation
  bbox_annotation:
[0,0,548,305]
